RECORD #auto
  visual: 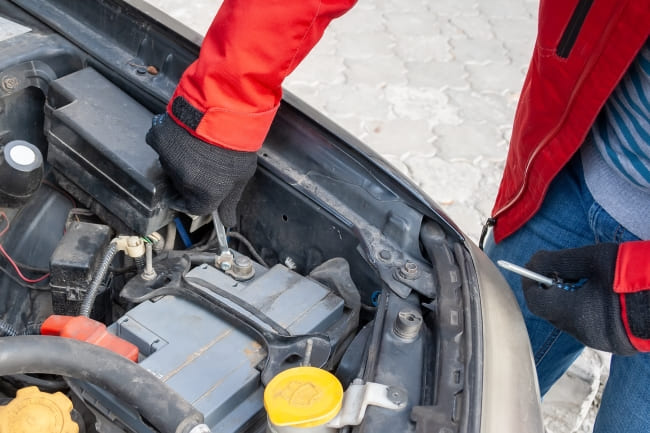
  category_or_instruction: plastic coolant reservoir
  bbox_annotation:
[0,386,78,433]
[264,367,343,433]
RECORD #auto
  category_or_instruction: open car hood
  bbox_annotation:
[0,1,543,432]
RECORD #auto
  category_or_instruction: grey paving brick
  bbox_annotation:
[491,17,538,43]
[406,60,467,89]
[447,89,515,127]
[405,156,482,203]
[503,38,537,70]
[466,62,526,94]
[363,118,434,155]
[394,35,452,63]
[449,15,495,40]
[433,121,506,160]
[344,56,407,87]
[427,0,479,18]
[289,54,346,86]
[385,85,462,125]
[328,6,385,34]
[321,84,391,120]
[450,37,509,64]
[478,0,530,19]
[336,31,395,60]
[384,12,441,36]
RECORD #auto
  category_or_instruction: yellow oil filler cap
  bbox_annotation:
[0,386,79,433]
[264,367,343,428]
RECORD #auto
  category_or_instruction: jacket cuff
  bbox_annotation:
[167,94,278,152]
[614,241,650,294]
[614,241,650,352]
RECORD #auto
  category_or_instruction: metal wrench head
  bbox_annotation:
[212,211,230,256]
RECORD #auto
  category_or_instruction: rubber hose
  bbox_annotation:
[79,242,118,317]
[0,336,204,433]
[0,319,17,337]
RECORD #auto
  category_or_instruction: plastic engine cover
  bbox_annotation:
[107,263,344,432]
[45,68,175,235]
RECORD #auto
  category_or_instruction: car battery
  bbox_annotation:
[81,262,347,433]
[45,67,176,235]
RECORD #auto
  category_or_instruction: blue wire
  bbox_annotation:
[174,217,192,248]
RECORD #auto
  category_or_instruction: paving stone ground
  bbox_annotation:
[144,1,607,431]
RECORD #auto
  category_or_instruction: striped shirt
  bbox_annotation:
[591,41,650,191]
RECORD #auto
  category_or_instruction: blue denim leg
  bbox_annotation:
[593,352,650,433]
[484,157,594,395]
[486,155,648,431]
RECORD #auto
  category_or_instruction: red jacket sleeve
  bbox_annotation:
[168,0,357,152]
[614,241,650,351]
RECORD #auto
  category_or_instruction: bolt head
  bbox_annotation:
[235,256,252,267]
[379,250,391,260]
[403,261,418,274]
[393,309,423,340]
[386,386,407,406]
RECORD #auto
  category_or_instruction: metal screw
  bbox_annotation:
[220,261,232,271]
[393,309,423,340]
[386,386,407,406]
[404,261,417,274]
[142,243,157,280]
[398,261,419,280]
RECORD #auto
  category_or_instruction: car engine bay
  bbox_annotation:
[0,1,483,433]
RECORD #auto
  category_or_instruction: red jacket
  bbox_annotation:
[168,0,356,152]
[491,0,650,242]
[488,0,650,351]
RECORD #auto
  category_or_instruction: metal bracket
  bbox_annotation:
[327,380,407,428]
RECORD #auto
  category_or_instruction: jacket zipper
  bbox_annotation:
[556,0,594,58]
[485,0,628,247]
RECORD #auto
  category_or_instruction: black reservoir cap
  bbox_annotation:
[0,140,44,207]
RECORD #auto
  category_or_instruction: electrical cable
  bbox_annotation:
[0,263,47,290]
[0,212,8,238]
[8,260,49,274]
[0,212,51,283]
[227,231,268,267]
[174,217,193,248]
[0,245,50,284]
[79,241,118,317]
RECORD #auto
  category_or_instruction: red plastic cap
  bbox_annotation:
[41,315,139,362]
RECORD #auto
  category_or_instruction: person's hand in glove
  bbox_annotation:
[523,241,650,355]
[146,113,256,227]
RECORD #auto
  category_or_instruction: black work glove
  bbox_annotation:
[523,244,650,356]
[146,114,256,227]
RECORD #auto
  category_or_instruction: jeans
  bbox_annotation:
[485,155,650,433]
